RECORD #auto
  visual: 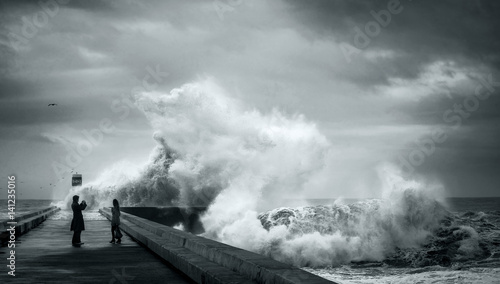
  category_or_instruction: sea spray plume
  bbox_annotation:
[207,163,448,267]
[135,79,331,212]
[59,160,143,209]
[114,141,181,207]
[377,163,447,247]
[135,82,243,207]
[61,143,181,209]
[63,78,330,213]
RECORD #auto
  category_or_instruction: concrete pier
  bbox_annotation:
[0,213,193,283]
[0,206,60,246]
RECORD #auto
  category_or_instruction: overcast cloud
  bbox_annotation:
[1,0,499,199]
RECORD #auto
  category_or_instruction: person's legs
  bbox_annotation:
[72,231,82,244]
[115,225,121,243]
[75,231,81,243]
[110,225,116,243]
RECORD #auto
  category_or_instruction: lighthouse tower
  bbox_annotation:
[72,174,82,186]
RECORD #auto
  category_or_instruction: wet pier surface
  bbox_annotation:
[0,219,193,283]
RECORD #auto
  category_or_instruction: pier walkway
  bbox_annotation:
[0,218,193,283]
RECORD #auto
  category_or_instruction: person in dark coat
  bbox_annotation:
[70,195,87,246]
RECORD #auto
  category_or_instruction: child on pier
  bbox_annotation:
[110,199,122,244]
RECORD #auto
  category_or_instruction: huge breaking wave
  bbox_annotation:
[59,79,499,268]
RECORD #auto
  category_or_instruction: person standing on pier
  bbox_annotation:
[110,199,122,244]
[70,195,87,246]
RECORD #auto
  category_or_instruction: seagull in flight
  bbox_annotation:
[48,103,57,106]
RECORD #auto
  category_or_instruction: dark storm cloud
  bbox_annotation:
[0,0,211,144]
[281,0,500,196]
[392,84,500,196]
[395,88,500,127]
[411,124,500,196]
[285,0,500,85]
[0,93,148,144]
[0,0,114,12]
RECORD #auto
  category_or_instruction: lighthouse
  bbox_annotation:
[72,174,82,186]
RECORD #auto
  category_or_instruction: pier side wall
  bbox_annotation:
[1,206,60,245]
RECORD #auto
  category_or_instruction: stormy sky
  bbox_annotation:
[1,0,499,199]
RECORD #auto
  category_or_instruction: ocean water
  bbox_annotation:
[294,197,500,284]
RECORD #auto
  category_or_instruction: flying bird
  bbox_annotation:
[48,103,57,106]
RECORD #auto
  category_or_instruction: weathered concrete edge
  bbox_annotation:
[1,206,58,226]
[100,208,256,284]
[100,207,335,284]
[1,207,60,240]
